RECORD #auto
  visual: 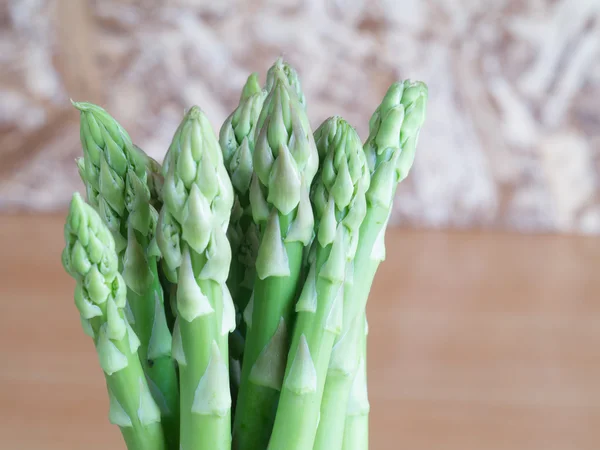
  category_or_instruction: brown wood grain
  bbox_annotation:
[0,214,598,449]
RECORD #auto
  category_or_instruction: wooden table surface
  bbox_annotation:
[1,214,599,449]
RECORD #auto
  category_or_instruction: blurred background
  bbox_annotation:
[2,0,599,232]
[1,1,599,449]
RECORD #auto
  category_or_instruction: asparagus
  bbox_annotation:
[267,117,370,450]
[266,58,306,109]
[312,312,362,450]
[219,73,267,318]
[62,193,166,450]
[314,80,428,450]
[73,102,179,448]
[341,316,369,450]
[220,73,268,418]
[346,79,428,340]
[157,106,235,450]
[233,61,318,450]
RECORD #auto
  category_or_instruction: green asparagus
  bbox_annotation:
[73,102,179,448]
[157,106,235,450]
[62,57,429,450]
[233,61,318,450]
[62,193,166,450]
[315,80,428,450]
[341,315,369,450]
[267,117,370,450]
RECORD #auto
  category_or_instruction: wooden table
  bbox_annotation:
[1,215,598,449]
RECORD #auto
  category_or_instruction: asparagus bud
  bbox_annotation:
[266,57,306,108]
[62,193,166,450]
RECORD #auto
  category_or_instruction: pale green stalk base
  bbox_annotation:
[179,250,230,450]
[312,315,358,450]
[128,255,179,449]
[106,359,166,450]
[341,414,369,450]
[313,370,353,450]
[314,312,365,450]
[267,249,339,450]
[233,236,304,450]
[342,207,386,329]
[341,330,369,450]
[315,205,387,450]
[268,333,336,450]
[89,316,166,450]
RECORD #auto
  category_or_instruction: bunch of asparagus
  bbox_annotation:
[61,58,428,450]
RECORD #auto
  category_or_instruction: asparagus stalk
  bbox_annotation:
[233,61,318,450]
[220,73,267,417]
[219,73,267,318]
[344,79,428,340]
[62,193,166,450]
[73,102,179,448]
[267,117,370,450]
[266,57,306,109]
[312,312,362,450]
[157,106,235,450]
[314,80,428,450]
[341,315,369,450]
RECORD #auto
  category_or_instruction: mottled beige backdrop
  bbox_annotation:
[1,0,599,233]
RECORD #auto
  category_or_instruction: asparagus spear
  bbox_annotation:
[62,193,166,450]
[219,73,267,318]
[220,73,268,417]
[312,311,362,450]
[233,61,318,450]
[341,315,369,450]
[267,117,370,450]
[346,79,428,344]
[315,80,428,450]
[73,102,179,448]
[157,106,235,450]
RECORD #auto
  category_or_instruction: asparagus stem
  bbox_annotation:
[268,117,370,450]
[312,311,362,450]
[315,80,428,450]
[233,60,319,450]
[157,106,235,449]
[62,194,166,450]
[341,320,369,450]
[126,252,180,445]
[178,247,229,450]
[234,235,304,447]
[73,101,179,448]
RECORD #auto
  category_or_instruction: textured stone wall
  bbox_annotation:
[1,0,599,233]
